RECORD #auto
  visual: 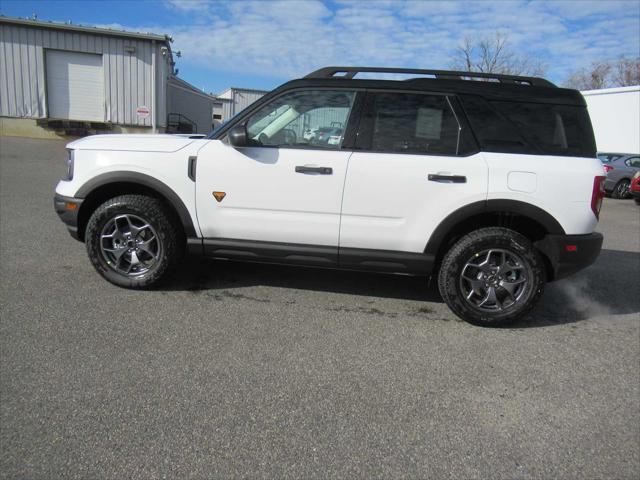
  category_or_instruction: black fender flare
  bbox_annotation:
[75,171,197,237]
[424,199,565,255]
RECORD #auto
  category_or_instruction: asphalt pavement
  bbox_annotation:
[1,136,639,479]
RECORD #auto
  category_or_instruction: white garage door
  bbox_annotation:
[46,50,105,122]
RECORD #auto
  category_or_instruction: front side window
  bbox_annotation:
[245,90,355,149]
[358,93,460,155]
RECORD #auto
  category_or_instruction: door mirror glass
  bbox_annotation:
[228,124,248,147]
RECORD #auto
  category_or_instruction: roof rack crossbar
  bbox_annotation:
[304,66,555,87]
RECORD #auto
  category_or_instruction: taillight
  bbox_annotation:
[603,165,614,173]
[591,176,606,219]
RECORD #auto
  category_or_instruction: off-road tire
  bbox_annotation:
[437,227,545,327]
[85,194,184,288]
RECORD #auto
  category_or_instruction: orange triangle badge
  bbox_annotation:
[212,191,226,202]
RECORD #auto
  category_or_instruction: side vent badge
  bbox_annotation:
[212,191,226,202]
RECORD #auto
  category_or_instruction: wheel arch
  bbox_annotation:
[75,172,197,242]
[425,200,565,275]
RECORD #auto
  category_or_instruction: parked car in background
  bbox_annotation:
[310,126,343,145]
[630,171,640,205]
[598,152,627,163]
[604,154,640,199]
[303,127,319,142]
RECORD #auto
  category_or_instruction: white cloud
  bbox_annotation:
[125,0,640,85]
[164,0,210,12]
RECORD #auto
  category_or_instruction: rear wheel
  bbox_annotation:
[438,227,545,326]
[85,194,184,288]
[611,179,630,199]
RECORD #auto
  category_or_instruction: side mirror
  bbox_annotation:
[228,124,248,147]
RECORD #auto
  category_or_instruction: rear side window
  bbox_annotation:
[492,101,596,157]
[356,93,461,155]
[626,157,640,168]
[460,95,596,157]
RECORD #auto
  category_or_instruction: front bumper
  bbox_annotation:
[534,232,603,281]
[53,194,83,241]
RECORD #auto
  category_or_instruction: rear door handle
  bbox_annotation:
[428,174,466,183]
[295,166,333,175]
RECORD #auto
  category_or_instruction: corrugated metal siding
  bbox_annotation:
[167,81,215,134]
[0,21,168,127]
[219,88,266,120]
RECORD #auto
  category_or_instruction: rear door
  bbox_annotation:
[339,91,488,259]
[195,89,358,251]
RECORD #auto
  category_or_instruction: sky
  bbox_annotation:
[1,0,639,94]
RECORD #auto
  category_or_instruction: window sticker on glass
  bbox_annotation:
[415,107,443,140]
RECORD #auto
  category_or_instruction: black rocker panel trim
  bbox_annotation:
[200,238,434,274]
[339,247,434,274]
[424,199,565,255]
[75,171,197,237]
[203,238,338,267]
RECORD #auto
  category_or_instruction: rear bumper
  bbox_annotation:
[534,232,603,281]
[53,194,83,241]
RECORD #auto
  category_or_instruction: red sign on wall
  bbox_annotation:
[136,106,151,118]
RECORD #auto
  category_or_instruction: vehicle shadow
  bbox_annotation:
[162,256,440,302]
[161,248,638,327]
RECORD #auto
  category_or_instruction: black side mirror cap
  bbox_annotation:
[228,124,248,147]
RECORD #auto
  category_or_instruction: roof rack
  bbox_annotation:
[304,66,556,88]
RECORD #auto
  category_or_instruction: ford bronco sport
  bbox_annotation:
[54,66,605,326]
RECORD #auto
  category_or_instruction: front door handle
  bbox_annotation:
[428,174,467,183]
[295,166,333,175]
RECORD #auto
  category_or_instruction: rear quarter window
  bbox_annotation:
[460,95,596,158]
[491,101,596,158]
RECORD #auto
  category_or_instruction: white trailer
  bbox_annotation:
[582,86,640,154]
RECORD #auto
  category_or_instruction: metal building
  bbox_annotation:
[216,87,268,121]
[0,16,217,137]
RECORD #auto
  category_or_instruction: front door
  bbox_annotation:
[195,89,357,250]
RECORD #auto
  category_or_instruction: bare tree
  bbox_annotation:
[612,57,640,87]
[451,33,546,77]
[564,57,640,90]
[565,61,612,90]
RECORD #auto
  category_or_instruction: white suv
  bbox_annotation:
[54,67,605,326]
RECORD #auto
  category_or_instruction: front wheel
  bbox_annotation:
[85,194,184,288]
[437,227,545,326]
[611,179,630,199]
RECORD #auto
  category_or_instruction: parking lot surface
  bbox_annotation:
[1,136,639,479]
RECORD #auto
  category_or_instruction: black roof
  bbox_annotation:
[305,66,555,87]
[209,66,586,139]
[274,66,585,106]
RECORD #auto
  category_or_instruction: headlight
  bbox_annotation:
[63,149,74,181]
